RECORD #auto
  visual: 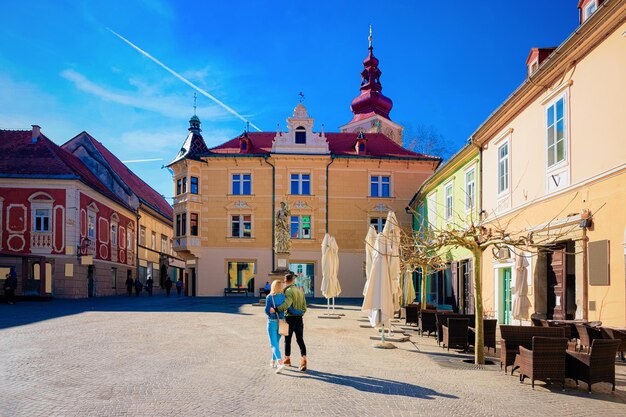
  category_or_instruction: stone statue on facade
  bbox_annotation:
[274,201,292,254]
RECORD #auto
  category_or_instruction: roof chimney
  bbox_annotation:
[31,125,41,143]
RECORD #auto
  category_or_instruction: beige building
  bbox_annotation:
[474,1,626,326]
[168,42,440,297]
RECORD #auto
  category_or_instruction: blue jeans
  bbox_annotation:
[267,320,282,361]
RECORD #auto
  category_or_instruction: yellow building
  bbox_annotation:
[168,42,440,297]
[474,1,626,326]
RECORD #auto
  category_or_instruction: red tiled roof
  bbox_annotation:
[0,129,132,210]
[64,132,173,220]
[208,132,439,160]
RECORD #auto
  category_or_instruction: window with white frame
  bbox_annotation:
[232,174,251,195]
[111,223,118,246]
[583,0,597,21]
[546,96,566,168]
[151,231,156,250]
[231,215,252,238]
[127,229,133,250]
[140,226,146,246]
[34,208,51,232]
[161,235,167,253]
[88,212,96,240]
[290,174,310,195]
[370,175,390,197]
[497,142,509,195]
[444,183,453,221]
[290,215,311,239]
[370,217,386,233]
[465,168,476,211]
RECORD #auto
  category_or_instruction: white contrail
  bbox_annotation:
[122,158,164,163]
[107,28,261,132]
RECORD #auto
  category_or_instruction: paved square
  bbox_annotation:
[1,296,625,416]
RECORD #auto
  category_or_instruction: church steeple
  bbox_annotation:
[341,27,403,146]
[350,26,393,120]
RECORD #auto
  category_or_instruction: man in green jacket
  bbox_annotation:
[277,273,308,371]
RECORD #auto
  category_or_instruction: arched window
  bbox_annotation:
[295,126,306,144]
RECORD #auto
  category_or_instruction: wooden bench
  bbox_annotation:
[224,288,249,296]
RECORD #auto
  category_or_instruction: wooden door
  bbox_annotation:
[547,247,566,320]
[502,268,512,325]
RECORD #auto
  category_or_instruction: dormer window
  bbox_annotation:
[355,131,367,155]
[238,133,251,153]
[295,126,306,144]
[528,59,539,77]
[583,0,597,22]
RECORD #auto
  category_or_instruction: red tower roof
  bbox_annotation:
[349,32,393,122]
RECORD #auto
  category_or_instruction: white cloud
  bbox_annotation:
[60,69,230,121]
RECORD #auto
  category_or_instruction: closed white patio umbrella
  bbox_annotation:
[362,232,395,346]
[321,234,341,316]
[512,254,531,323]
[402,269,416,307]
[382,211,401,312]
[363,226,377,296]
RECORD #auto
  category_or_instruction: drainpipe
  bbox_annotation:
[582,225,589,321]
[325,155,336,234]
[263,155,276,271]
[136,206,141,281]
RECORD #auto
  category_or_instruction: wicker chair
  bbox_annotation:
[516,336,569,389]
[405,304,420,327]
[436,313,459,345]
[546,321,572,340]
[499,325,567,374]
[466,318,497,352]
[566,339,621,393]
[576,324,603,353]
[418,310,437,337]
[599,327,626,361]
[442,318,469,351]
[484,319,498,352]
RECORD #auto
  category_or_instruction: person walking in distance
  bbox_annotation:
[277,273,308,371]
[164,276,173,296]
[175,278,183,296]
[125,275,134,297]
[3,272,17,305]
[134,277,143,297]
[146,275,154,297]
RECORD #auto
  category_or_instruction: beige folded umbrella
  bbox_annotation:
[382,211,401,312]
[362,233,394,329]
[512,254,531,322]
[363,226,377,296]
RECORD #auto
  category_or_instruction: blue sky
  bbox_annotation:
[0,1,579,200]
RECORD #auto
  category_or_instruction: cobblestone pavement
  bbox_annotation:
[1,296,625,417]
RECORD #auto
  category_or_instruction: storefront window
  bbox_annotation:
[289,262,314,297]
[227,261,255,291]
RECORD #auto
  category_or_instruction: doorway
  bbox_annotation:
[498,267,512,325]
[547,242,576,320]
[87,265,95,297]
[459,260,475,314]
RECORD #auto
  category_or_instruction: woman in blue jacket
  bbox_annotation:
[265,279,302,373]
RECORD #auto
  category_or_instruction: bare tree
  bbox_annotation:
[403,124,452,161]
